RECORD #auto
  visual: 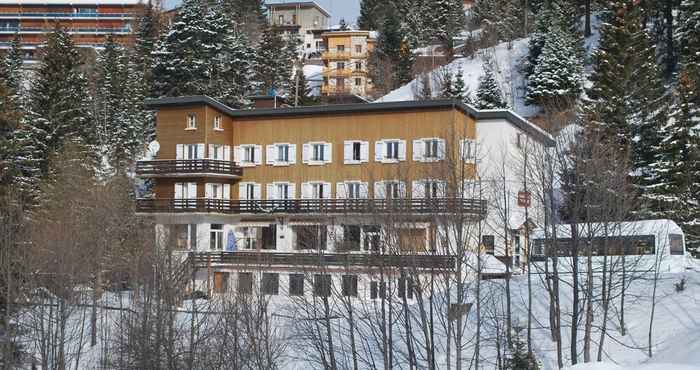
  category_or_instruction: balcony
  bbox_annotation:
[322,50,351,60]
[322,67,352,77]
[0,12,135,19]
[185,251,456,271]
[136,197,487,218]
[0,26,131,34]
[135,159,243,178]
[321,85,353,95]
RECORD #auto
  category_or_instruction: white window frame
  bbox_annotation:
[343,140,369,164]
[208,144,230,161]
[186,113,196,130]
[303,141,332,165]
[176,143,205,160]
[213,115,223,131]
[234,144,262,167]
[374,180,406,199]
[375,139,406,163]
[460,139,476,163]
[267,182,296,200]
[205,183,230,199]
[336,181,368,199]
[412,179,447,199]
[210,224,224,250]
[413,138,445,162]
[266,143,296,166]
[238,182,261,200]
[241,227,258,250]
[301,181,331,199]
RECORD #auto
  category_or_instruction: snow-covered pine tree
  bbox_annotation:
[218,28,258,108]
[475,60,508,109]
[132,0,160,86]
[649,69,700,254]
[0,82,21,187]
[150,0,208,97]
[677,0,700,84]
[525,23,583,108]
[291,69,318,106]
[525,2,560,80]
[255,25,296,96]
[472,0,523,43]
[358,0,382,30]
[10,26,93,204]
[427,0,465,51]
[413,72,433,100]
[2,34,24,96]
[222,0,267,41]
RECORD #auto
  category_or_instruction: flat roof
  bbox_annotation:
[146,95,555,146]
[265,1,330,18]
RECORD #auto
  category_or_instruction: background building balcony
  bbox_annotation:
[321,85,352,95]
[136,197,487,218]
[322,50,351,60]
[0,12,135,19]
[135,159,243,178]
[322,67,352,77]
[185,251,456,270]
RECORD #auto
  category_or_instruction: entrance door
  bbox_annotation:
[213,272,229,293]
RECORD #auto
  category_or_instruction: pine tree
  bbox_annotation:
[2,34,24,96]
[427,0,465,50]
[413,72,433,100]
[472,0,523,42]
[505,328,539,370]
[133,0,160,86]
[475,61,507,109]
[291,69,318,106]
[358,0,383,30]
[0,83,21,187]
[10,26,93,204]
[151,0,208,97]
[677,0,700,84]
[223,0,267,40]
[255,25,296,96]
[526,24,583,107]
[218,29,258,107]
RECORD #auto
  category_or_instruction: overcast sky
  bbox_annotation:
[164,0,361,25]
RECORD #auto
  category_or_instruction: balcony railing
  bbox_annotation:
[0,26,131,34]
[0,12,135,19]
[323,68,352,77]
[322,50,351,60]
[136,197,487,217]
[135,159,243,178]
[321,85,353,95]
[185,251,456,270]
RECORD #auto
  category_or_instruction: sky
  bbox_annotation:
[163,0,361,26]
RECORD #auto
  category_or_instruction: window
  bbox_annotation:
[173,224,197,250]
[214,272,229,293]
[267,182,295,200]
[314,274,332,297]
[337,62,345,70]
[375,140,405,162]
[234,145,262,166]
[186,114,196,129]
[460,139,476,162]
[425,139,440,158]
[343,141,368,164]
[262,273,279,295]
[266,143,296,166]
[278,15,284,24]
[355,61,362,70]
[241,227,257,250]
[289,274,304,296]
[413,138,444,161]
[307,43,311,48]
[241,183,257,200]
[482,235,495,255]
[355,44,362,53]
[208,144,229,160]
[294,225,327,250]
[312,183,327,199]
[337,45,345,52]
[425,181,442,198]
[355,78,362,86]
[210,224,224,250]
[370,281,386,299]
[398,277,414,299]
[670,234,684,255]
[76,7,97,14]
[205,183,230,199]
[323,76,329,85]
[244,146,256,163]
[262,225,276,250]
[342,275,358,297]
[277,183,292,199]
[387,182,402,198]
[238,272,253,294]
[176,143,204,160]
[174,183,197,209]
[363,226,381,252]
[277,145,289,162]
[347,182,361,199]
[304,142,332,164]
[341,225,361,251]
[386,141,399,160]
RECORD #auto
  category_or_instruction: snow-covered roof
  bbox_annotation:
[531,219,684,240]
[265,1,331,18]
[0,0,145,4]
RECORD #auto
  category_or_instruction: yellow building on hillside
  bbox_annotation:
[321,30,375,97]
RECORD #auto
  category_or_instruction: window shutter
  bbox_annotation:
[344,141,352,163]
[323,182,332,197]
[437,181,447,197]
[359,182,369,198]
[336,182,347,199]
[302,143,311,163]
[239,183,247,200]
[176,144,184,160]
[266,144,276,165]
[324,143,332,163]
[174,183,183,199]
[233,146,242,163]
[208,144,215,159]
[188,182,197,199]
[301,182,311,199]
[223,184,230,199]
[288,144,297,164]
[412,139,424,161]
[288,183,296,199]
[205,183,213,198]
[437,139,446,159]
[399,182,407,197]
[224,145,231,161]
[266,183,277,200]
[375,141,384,161]
[360,141,369,162]
[412,181,425,199]
[254,145,262,165]
[374,181,385,199]
[196,144,205,159]
[398,140,406,161]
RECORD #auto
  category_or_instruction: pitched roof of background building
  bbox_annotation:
[146,95,555,146]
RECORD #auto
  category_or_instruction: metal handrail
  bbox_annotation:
[135,159,243,177]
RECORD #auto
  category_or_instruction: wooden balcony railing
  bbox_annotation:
[135,159,243,177]
[321,85,353,95]
[136,197,487,217]
[322,51,352,60]
[185,251,456,270]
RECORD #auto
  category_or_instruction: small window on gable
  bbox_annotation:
[214,115,222,130]
[355,45,362,53]
[186,114,196,129]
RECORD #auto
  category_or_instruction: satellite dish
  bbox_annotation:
[148,140,160,155]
